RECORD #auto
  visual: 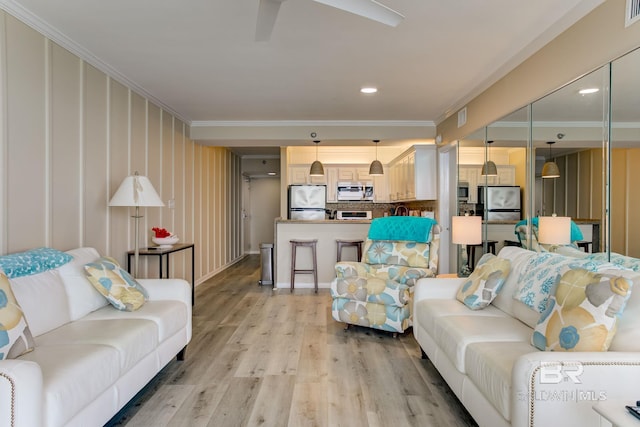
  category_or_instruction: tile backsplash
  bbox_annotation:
[326,200,437,219]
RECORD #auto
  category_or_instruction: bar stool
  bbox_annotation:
[290,239,318,293]
[336,239,364,262]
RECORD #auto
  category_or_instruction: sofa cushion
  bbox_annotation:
[362,240,430,268]
[59,247,108,320]
[513,252,617,314]
[431,313,532,373]
[19,342,122,427]
[34,317,159,372]
[465,341,538,421]
[456,253,510,310]
[9,269,72,337]
[414,298,506,334]
[491,247,536,317]
[0,271,35,359]
[0,247,72,278]
[80,300,188,343]
[532,268,634,351]
[84,257,148,311]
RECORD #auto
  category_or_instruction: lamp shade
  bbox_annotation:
[481,160,498,176]
[369,159,384,176]
[452,215,482,245]
[309,160,325,176]
[109,173,164,207]
[541,161,560,178]
[538,216,571,245]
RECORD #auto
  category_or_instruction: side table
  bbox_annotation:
[127,243,195,306]
[593,400,639,427]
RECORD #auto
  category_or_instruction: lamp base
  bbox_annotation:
[458,264,472,278]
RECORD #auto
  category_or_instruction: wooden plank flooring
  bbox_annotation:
[108,255,477,427]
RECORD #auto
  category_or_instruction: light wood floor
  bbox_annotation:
[108,255,477,427]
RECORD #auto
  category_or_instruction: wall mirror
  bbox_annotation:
[531,64,608,253]
[610,47,640,258]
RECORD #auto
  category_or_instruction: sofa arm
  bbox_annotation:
[0,359,43,427]
[414,277,464,303]
[137,278,191,305]
[512,351,640,427]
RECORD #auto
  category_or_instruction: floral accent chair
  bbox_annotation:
[330,217,440,335]
[514,217,583,253]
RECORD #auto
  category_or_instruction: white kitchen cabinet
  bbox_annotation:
[388,145,437,201]
[325,167,338,202]
[288,166,327,185]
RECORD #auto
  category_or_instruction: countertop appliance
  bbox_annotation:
[288,184,326,220]
[336,210,372,220]
[477,185,521,221]
[458,181,470,202]
[337,182,374,201]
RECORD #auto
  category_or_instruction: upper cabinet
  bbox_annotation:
[388,145,437,201]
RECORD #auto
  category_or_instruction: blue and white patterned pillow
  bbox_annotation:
[513,252,617,313]
[0,248,73,278]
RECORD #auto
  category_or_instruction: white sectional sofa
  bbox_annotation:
[0,247,192,427]
[413,246,640,427]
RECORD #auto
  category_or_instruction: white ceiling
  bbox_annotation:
[1,0,604,155]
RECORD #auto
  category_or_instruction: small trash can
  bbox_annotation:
[259,243,274,286]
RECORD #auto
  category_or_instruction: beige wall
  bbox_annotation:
[0,12,243,284]
[438,0,640,143]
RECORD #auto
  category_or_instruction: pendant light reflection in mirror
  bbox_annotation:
[369,139,384,176]
[481,140,498,176]
[309,139,324,176]
[541,141,560,179]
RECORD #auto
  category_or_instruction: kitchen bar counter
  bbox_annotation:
[274,218,371,290]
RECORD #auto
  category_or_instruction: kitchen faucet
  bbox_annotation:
[394,205,408,216]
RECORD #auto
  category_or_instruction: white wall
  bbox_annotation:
[245,178,281,253]
[0,12,243,285]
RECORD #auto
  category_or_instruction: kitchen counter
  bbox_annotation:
[276,218,373,225]
[274,219,371,290]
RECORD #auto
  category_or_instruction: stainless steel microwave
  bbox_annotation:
[337,182,374,201]
[458,181,470,201]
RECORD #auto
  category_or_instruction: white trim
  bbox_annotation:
[0,12,6,254]
[0,0,188,124]
[45,37,51,246]
[190,120,436,128]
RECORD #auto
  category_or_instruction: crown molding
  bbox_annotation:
[190,120,436,128]
[0,0,188,123]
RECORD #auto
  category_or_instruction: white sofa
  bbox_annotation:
[0,247,192,427]
[413,246,640,427]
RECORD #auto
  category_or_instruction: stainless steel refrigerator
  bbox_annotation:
[287,185,327,220]
[477,185,521,221]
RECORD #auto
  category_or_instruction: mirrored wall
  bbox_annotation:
[457,45,640,263]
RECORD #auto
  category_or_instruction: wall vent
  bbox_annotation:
[626,0,640,27]
[457,107,467,128]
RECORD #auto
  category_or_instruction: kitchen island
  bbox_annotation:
[274,218,371,290]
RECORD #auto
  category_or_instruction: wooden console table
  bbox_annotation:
[127,243,195,306]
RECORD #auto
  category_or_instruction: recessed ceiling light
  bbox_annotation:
[360,87,378,94]
[579,88,599,94]
[267,172,276,176]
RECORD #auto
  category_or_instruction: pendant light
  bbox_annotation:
[309,140,324,176]
[541,141,560,179]
[481,140,498,176]
[369,139,384,176]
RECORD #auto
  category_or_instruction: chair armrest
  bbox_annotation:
[334,262,370,278]
[414,277,464,302]
[0,359,43,427]
[137,278,191,305]
[511,351,640,427]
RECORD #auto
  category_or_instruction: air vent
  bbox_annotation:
[457,107,467,128]
[626,0,640,27]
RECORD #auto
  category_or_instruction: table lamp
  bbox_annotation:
[452,215,482,277]
[538,215,571,245]
[109,172,164,277]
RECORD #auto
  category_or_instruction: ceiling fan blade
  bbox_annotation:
[312,0,404,27]
[255,0,287,41]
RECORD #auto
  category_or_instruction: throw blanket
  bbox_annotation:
[368,216,436,243]
[515,217,584,242]
[0,247,72,278]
